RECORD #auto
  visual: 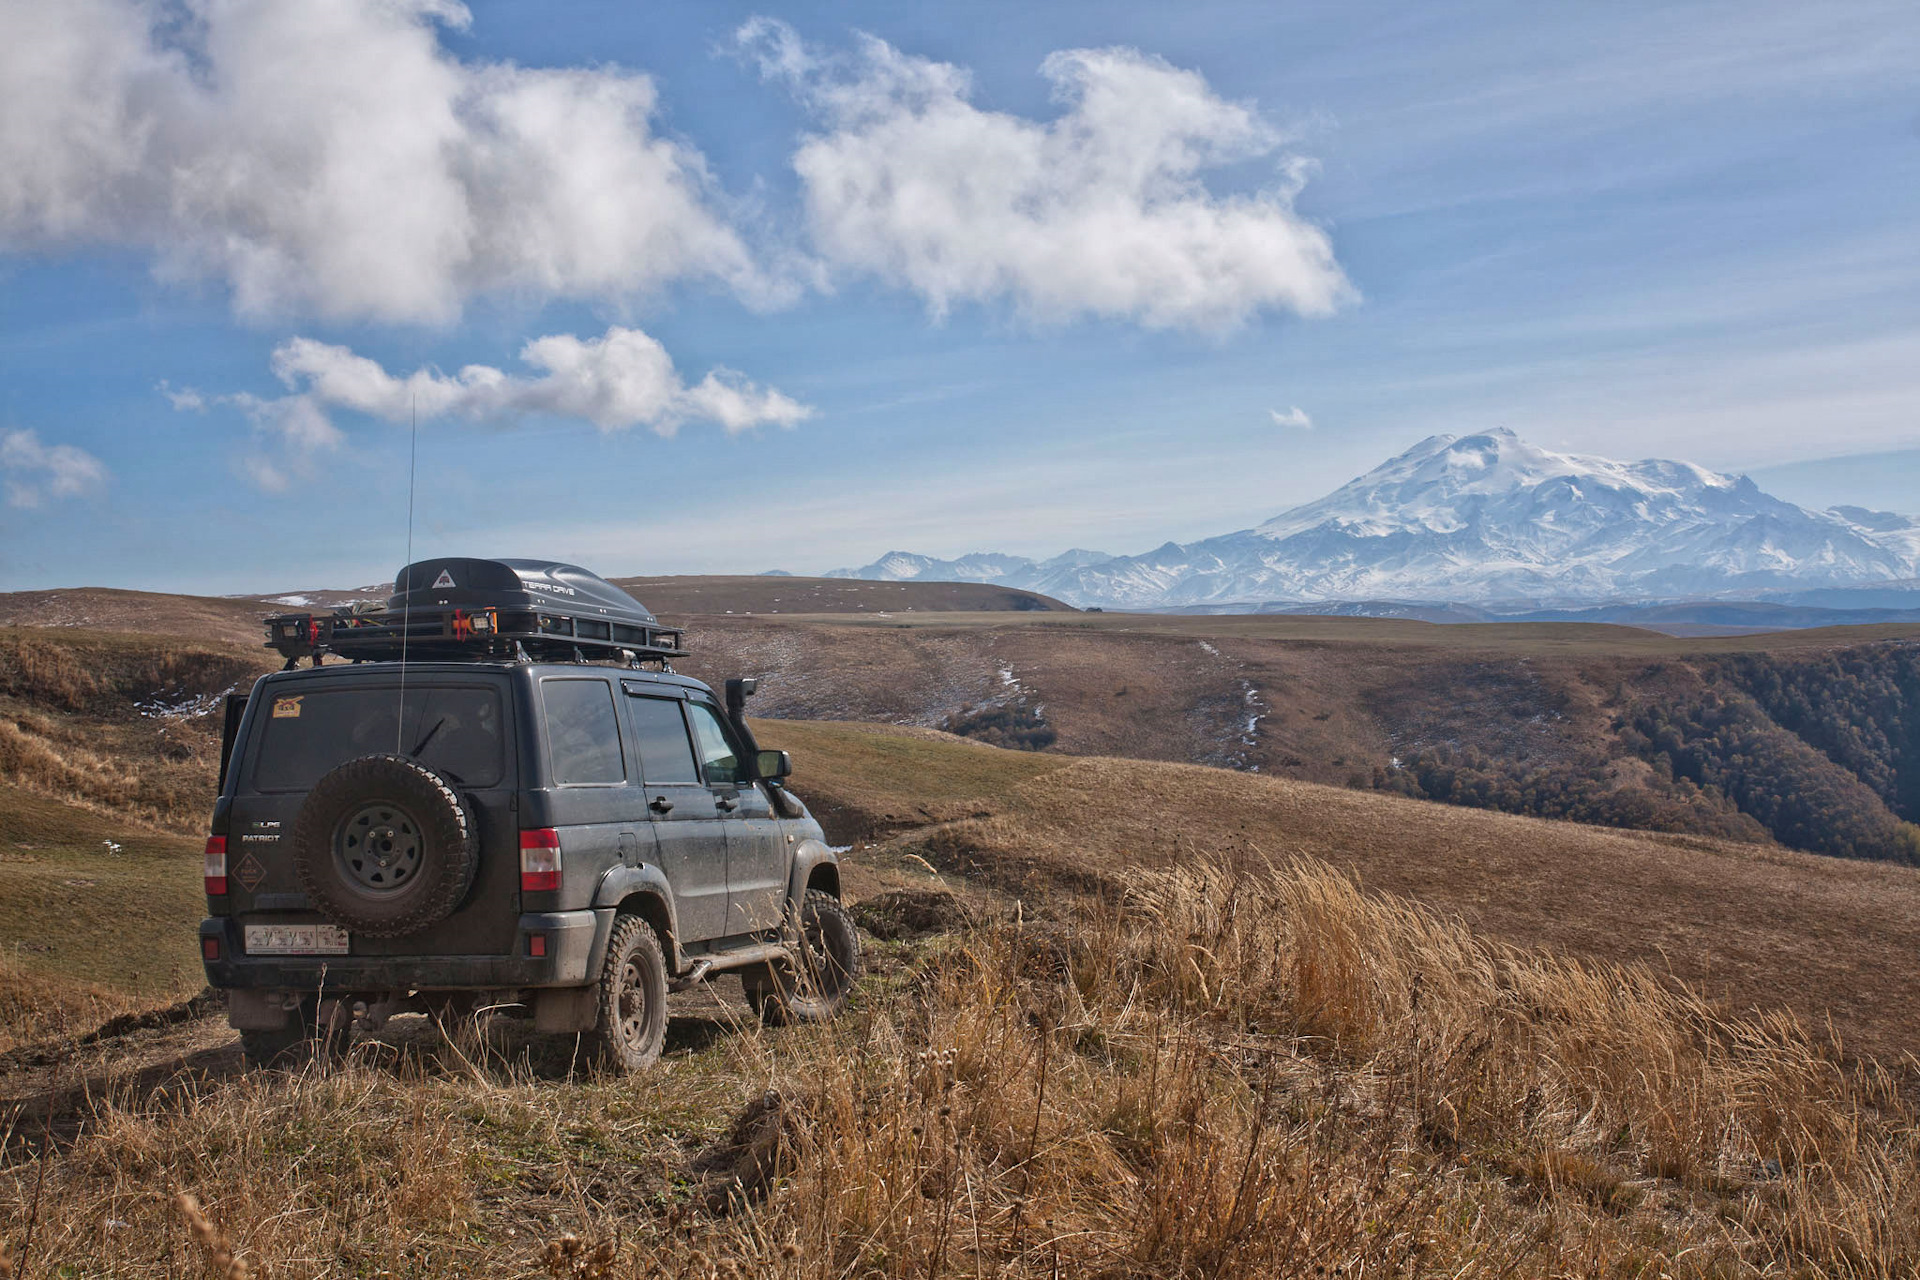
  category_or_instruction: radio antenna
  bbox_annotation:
[396,393,418,755]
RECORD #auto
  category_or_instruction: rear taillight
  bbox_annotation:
[519,828,561,892]
[204,835,228,895]
[202,937,221,962]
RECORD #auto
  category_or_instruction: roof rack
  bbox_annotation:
[265,557,685,668]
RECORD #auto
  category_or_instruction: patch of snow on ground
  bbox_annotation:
[1240,680,1267,748]
[136,681,237,720]
[266,594,314,606]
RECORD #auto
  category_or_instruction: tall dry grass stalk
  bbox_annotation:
[3,855,1914,1277]
[697,857,1918,1277]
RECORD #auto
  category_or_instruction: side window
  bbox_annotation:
[627,696,699,785]
[684,702,741,788]
[541,679,625,785]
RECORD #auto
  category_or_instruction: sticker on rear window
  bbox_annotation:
[272,696,303,719]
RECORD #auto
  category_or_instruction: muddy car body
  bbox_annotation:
[199,558,859,1068]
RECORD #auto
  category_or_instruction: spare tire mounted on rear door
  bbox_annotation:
[291,754,478,938]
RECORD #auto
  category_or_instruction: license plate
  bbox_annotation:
[244,924,350,956]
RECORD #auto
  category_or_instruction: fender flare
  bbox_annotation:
[593,863,685,971]
[786,838,841,908]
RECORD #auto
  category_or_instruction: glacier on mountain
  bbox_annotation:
[827,430,1920,608]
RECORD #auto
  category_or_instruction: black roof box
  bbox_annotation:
[391,558,659,622]
[264,557,684,667]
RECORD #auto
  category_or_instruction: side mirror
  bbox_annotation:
[755,749,792,781]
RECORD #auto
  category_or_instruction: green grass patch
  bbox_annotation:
[0,782,203,998]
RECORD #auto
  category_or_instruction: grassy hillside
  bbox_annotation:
[0,587,271,649]
[0,627,273,833]
[0,784,205,1050]
[692,615,1920,864]
[3,722,1917,1276]
[759,720,1920,1063]
[8,598,1920,865]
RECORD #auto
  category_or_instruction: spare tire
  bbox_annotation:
[291,754,477,938]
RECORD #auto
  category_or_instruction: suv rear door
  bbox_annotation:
[226,673,519,955]
[622,686,729,943]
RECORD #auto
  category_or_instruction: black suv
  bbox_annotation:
[200,558,858,1070]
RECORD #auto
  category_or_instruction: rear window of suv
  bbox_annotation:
[250,685,505,792]
[541,678,627,785]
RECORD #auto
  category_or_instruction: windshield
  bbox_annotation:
[249,683,506,792]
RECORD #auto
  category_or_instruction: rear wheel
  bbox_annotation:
[744,890,862,1026]
[588,915,669,1073]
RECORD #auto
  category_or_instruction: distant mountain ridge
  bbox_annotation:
[828,429,1920,609]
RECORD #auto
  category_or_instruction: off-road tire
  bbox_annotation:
[588,914,669,1073]
[744,890,862,1026]
[291,754,477,938]
[239,1000,348,1069]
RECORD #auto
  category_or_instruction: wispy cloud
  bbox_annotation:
[0,0,774,324]
[738,18,1352,331]
[0,429,106,508]
[1269,406,1313,429]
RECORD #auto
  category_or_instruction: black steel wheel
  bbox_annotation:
[589,914,669,1073]
[291,754,476,938]
[744,890,862,1026]
[333,800,425,894]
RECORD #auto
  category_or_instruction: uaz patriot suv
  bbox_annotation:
[200,557,859,1070]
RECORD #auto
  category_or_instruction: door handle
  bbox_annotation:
[715,795,737,813]
[649,795,674,814]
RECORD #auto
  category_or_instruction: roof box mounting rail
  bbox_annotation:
[264,557,685,667]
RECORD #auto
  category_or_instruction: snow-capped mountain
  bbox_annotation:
[827,430,1920,608]
[826,548,1114,585]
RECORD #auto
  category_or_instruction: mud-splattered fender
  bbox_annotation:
[787,837,841,907]
[593,863,684,970]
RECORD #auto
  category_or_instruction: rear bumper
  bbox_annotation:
[199,909,609,992]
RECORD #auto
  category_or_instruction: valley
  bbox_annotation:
[9,579,1920,867]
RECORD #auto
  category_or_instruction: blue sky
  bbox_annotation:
[1,0,1916,591]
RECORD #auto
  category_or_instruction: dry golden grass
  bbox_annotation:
[0,627,272,833]
[0,589,272,650]
[747,718,1068,840]
[885,751,1920,1063]
[4,856,1914,1278]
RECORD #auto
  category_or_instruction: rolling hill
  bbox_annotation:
[8,580,1920,864]
[3,615,1918,1277]
[3,713,1917,1278]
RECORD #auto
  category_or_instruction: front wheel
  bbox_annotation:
[588,914,669,1073]
[744,890,863,1026]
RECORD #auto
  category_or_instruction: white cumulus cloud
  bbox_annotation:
[0,429,108,508]
[1269,406,1313,429]
[0,0,771,324]
[265,329,812,434]
[739,19,1352,331]
[175,325,812,489]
